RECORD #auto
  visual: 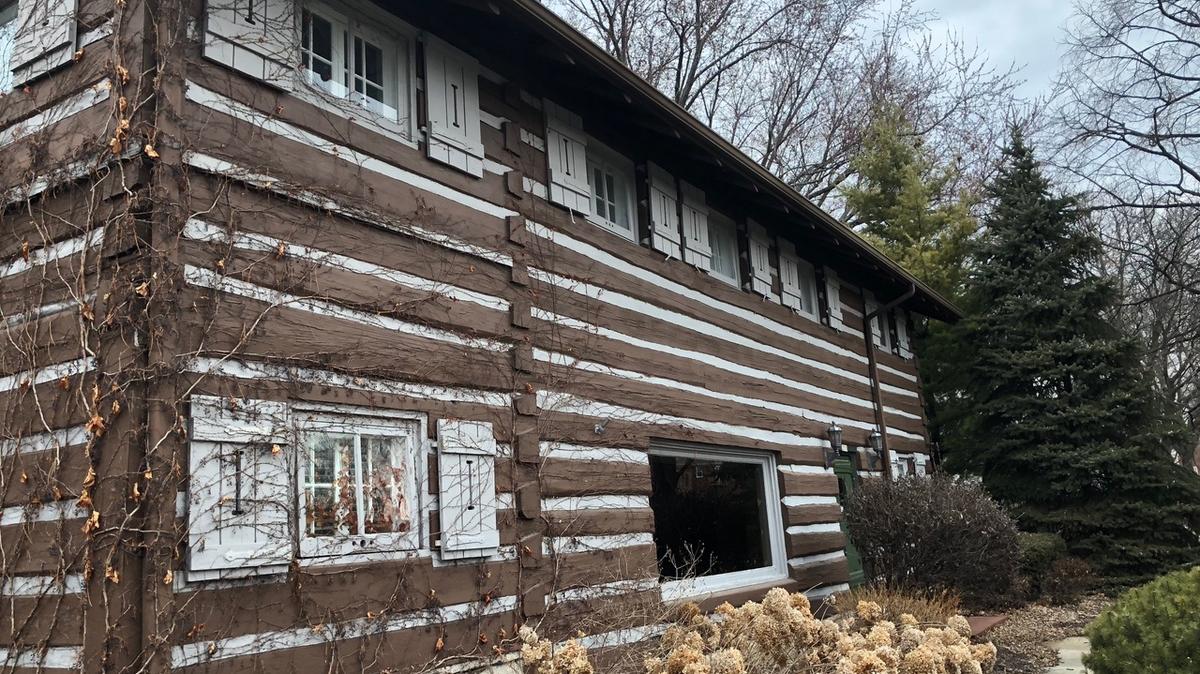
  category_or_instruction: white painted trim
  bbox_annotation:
[877,361,919,384]
[550,578,659,605]
[785,523,842,535]
[781,495,839,507]
[0,357,95,394]
[539,390,828,449]
[183,152,513,268]
[183,219,509,312]
[1,228,105,279]
[522,176,549,200]
[779,464,833,475]
[184,265,510,352]
[3,295,93,328]
[541,495,650,511]
[788,550,846,568]
[170,595,519,667]
[0,426,88,458]
[532,307,922,413]
[1,500,88,527]
[184,82,517,221]
[0,80,112,148]
[530,267,915,402]
[0,646,80,669]
[537,349,924,440]
[187,357,513,408]
[571,624,669,650]
[540,442,647,465]
[806,582,850,599]
[544,533,654,554]
[1,573,85,596]
[526,221,866,364]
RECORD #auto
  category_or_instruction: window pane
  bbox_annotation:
[311,12,333,61]
[0,3,14,94]
[649,454,771,580]
[305,432,359,537]
[364,41,384,86]
[709,216,738,280]
[362,434,412,534]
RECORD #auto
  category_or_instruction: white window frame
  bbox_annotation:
[707,211,740,287]
[585,138,636,241]
[295,407,426,560]
[0,1,16,94]
[294,0,417,144]
[651,442,788,601]
[778,240,819,321]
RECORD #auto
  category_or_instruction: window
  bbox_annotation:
[299,2,408,125]
[708,212,739,286]
[297,411,422,558]
[0,1,17,94]
[864,291,889,349]
[586,142,635,240]
[649,443,787,599]
[779,240,818,318]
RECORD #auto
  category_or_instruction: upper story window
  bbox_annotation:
[586,141,635,240]
[779,240,819,319]
[0,1,16,94]
[298,411,421,558]
[299,2,407,124]
[708,211,739,286]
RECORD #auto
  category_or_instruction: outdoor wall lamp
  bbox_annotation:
[824,422,843,467]
[866,428,884,470]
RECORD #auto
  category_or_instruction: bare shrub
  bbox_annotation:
[832,585,962,625]
[844,475,1021,608]
[520,588,998,674]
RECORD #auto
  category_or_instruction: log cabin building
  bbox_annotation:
[0,0,960,671]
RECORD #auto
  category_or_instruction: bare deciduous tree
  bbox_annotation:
[1059,0,1200,211]
[546,0,1023,209]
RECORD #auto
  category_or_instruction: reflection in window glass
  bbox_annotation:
[301,9,335,84]
[709,213,739,284]
[649,453,771,580]
[0,2,18,94]
[303,430,412,538]
[587,157,633,236]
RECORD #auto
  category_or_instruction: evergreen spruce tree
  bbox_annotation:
[946,130,1200,585]
[842,105,976,299]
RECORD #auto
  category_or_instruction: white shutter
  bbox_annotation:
[544,100,590,212]
[824,267,844,331]
[778,240,816,316]
[895,308,912,358]
[203,0,296,90]
[437,419,499,559]
[864,291,888,349]
[914,454,929,476]
[648,163,682,258]
[680,181,711,270]
[10,0,77,87]
[188,396,292,578]
[747,220,774,298]
[425,38,484,177]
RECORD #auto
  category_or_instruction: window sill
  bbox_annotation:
[585,213,637,242]
[292,77,418,151]
[661,574,797,611]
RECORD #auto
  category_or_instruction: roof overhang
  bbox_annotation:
[406,0,963,322]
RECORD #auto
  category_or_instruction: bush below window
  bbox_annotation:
[1085,566,1200,674]
[844,474,1020,608]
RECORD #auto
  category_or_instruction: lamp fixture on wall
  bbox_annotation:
[824,422,843,467]
[866,428,884,470]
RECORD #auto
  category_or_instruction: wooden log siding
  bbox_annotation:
[0,2,950,667]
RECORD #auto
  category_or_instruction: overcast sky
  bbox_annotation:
[902,0,1077,99]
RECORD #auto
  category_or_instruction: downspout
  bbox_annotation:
[864,283,916,481]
